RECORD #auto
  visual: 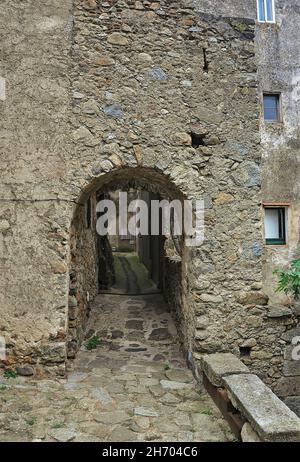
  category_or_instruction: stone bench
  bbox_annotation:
[200,353,300,442]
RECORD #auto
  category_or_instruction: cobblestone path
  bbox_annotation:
[0,294,234,442]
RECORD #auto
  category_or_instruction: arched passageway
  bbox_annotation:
[63,167,232,441]
[67,167,192,361]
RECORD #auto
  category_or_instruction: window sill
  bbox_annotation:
[256,21,277,26]
[265,244,288,248]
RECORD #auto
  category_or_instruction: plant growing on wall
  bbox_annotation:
[274,257,300,300]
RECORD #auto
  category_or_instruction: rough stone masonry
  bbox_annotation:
[0,0,298,411]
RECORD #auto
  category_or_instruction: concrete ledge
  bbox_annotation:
[201,352,250,387]
[223,373,300,442]
[201,353,300,442]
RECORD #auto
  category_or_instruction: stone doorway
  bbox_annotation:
[67,167,194,364]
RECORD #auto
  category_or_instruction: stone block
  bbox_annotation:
[238,291,268,305]
[241,423,261,442]
[49,428,77,442]
[107,32,129,46]
[267,305,293,318]
[16,365,34,376]
[199,294,223,303]
[40,342,66,364]
[201,353,250,387]
[292,302,300,317]
[223,374,300,442]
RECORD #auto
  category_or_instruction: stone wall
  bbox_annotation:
[163,256,186,346]
[0,0,298,388]
[69,0,268,380]
[0,0,73,375]
[68,193,99,358]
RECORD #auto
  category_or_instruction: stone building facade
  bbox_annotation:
[0,0,299,413]
[197,0,300,418]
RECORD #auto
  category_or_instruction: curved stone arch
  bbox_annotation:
[72,163,201,206]
[68,163,197,360]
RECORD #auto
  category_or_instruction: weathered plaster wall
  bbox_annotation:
[0,0,73,375]
[258,1,300,412]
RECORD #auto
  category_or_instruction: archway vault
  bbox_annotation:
[76,166,188,205]
[67,165,196,363]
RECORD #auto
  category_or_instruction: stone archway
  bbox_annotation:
[67,166,196,363]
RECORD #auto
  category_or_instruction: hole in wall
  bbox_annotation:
[239,346,251,357]
[191,132,206,148]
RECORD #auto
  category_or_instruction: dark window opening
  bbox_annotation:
[263,93,281,122]
[86,197,92,229]
[203,48,209,72]
[264,206,287,245]
[191,132,206,148]
[239,346,251,357]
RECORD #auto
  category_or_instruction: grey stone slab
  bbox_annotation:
[201,353,250,386]
[90,387,113,405]
[267,305,293,318]
[49,428,77,442]
[160,380,193,390]
[223,373,300,442]
[134,407,159,417]
[94,411,130,425]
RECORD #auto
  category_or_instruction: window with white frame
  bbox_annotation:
[264,206,287,245]
[257,0,275,23]
[263,93,281,122]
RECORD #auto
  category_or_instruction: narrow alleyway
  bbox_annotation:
[106,253,159,295]
[0,292,234,442]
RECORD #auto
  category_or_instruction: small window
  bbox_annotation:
[85,197,92,229]
[264,207,287,245]
[263,94,281,122]
[257,0,275,23]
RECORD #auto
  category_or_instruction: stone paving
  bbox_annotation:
[0,294,234,442]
